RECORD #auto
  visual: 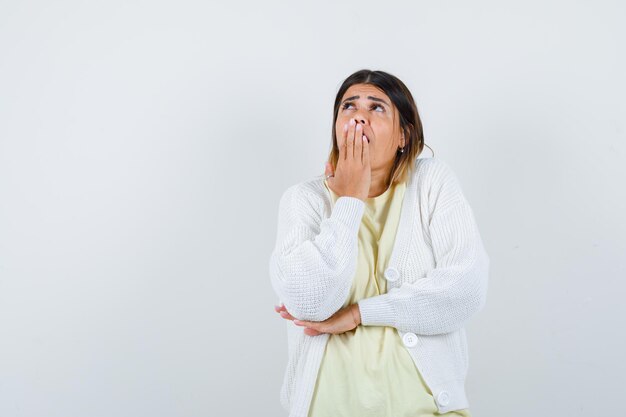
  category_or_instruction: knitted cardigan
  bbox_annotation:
[269,157,490,416]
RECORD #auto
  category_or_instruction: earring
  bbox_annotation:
[399,136,405,153]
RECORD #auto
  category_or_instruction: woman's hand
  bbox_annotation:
[274,303,362,336]
[325,118,371,201]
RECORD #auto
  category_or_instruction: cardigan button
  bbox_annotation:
[402,332,418,347]
[437,390,451,406]
[384,267,399,281]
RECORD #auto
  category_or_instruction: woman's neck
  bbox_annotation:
[369,168,392,198]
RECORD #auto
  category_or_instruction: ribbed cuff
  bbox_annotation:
[357,294,396,327]
[331,196,365,232]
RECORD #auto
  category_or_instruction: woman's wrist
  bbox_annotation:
[351,303,362,326]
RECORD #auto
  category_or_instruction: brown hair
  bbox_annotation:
[328,69,431,186]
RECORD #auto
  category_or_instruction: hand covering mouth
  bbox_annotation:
[362,128,372,143]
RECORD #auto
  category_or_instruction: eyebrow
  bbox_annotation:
[341,95,390,106]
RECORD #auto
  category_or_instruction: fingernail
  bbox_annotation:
[350,119,356,126]
[356,124,361,130]
[344,124,348,131]
[363,135,367,142]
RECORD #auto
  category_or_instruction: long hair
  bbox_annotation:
[328,69,429,185]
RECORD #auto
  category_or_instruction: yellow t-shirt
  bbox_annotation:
[307,179,472,417]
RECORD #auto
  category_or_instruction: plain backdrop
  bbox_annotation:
[1,1,625,416]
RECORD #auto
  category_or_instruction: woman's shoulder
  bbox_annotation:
[277,174,327,210]
[413,157,470,213]
[413,157,459,184]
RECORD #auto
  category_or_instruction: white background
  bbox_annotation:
[1,1,624,416]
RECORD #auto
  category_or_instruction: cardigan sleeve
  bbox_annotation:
[269,184,365,322]
[356,166,490,336]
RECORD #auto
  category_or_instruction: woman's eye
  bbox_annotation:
[342,102,385,112]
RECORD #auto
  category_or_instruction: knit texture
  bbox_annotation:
[269,157,490,416]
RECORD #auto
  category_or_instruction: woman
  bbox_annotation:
[269,69,490,417]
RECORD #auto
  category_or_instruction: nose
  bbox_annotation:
[353,116,368,126]
[351,107,369,126]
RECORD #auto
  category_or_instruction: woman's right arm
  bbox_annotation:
[269,184,365,323]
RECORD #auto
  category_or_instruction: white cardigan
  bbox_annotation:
[269,157,490,416]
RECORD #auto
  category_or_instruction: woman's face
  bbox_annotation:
[335,83,404,169]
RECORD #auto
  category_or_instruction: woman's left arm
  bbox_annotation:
[356,196,490,336]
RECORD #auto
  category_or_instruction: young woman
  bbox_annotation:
[269,69,490,417]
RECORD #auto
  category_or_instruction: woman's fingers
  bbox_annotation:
[274,305,320,335]
[346,118,355,160]
[337,121,348,161]
[325,162,334,178]
[330,118,371,201]
[354,122,363,161]
[336,118,360,164]
[338,122,348,161]
[293,319,324,336]
[275,305,322,335]
[274,304,296,320]
[362,133,370,166]
[279,310,295,320]
[304,328,322,336]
